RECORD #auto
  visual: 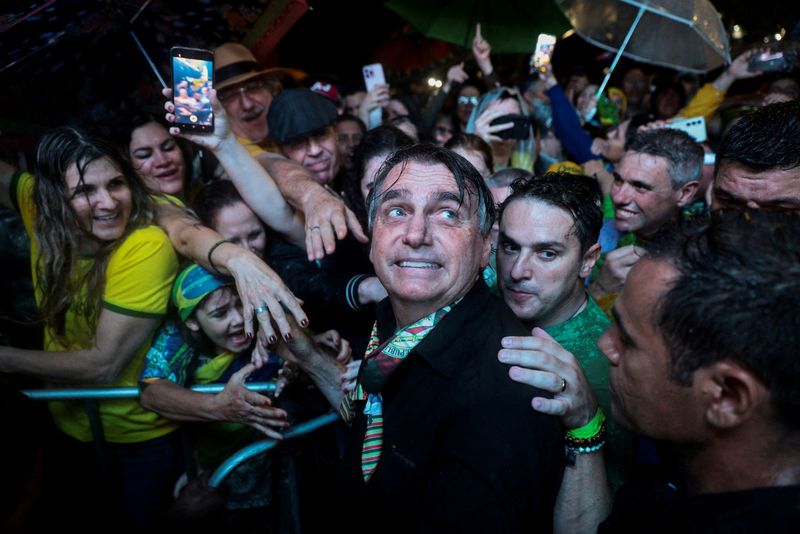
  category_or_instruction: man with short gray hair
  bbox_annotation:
[591,128,703,299]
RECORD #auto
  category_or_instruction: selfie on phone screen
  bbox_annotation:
[172,48,214,131]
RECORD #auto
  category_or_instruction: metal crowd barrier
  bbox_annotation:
[209,412,340,487]
[21,382,277,401]
[20,383,340,531]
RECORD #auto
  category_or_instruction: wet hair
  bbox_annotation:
[646,210,800,430]
[192,180,246,229]
[344,126,414,227]
[627,128,703,187]
[367,143,496,236]
[445,133,494,174]
[33,126,154,340]
[498,172,603,253]
[716,100,800,173]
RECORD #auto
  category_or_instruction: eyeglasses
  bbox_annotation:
[458,96,479,106]
[217,80,268,103]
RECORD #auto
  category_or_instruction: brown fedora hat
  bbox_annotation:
[213,42,285,90]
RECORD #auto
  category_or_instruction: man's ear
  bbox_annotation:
[480,233,492,268]
[579,243,602,279]
[696,361,769,429]
[184,317,201,333]
[676,180,699,208]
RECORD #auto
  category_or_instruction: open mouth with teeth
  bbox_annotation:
[615,207,639,218]
[228,329,249,347]
[397,260,441,269]
[93,213,120,223]
[239,109,265,122]
[156,169,180,180]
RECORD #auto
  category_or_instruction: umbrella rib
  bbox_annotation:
[618,0,694,26]
[0,0,58,34]
[129,0,154,24]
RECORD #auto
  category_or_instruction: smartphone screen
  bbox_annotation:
[532,34,557,71]
[171,46,214,132]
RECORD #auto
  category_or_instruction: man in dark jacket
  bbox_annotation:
[282,144,564,532]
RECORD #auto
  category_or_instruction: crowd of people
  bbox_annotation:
[0,21,798,534]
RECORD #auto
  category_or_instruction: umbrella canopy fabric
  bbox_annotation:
[0,0,308,131]
[384,0,570,54]
[556,0,731,73]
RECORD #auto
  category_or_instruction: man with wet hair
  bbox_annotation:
[283,144,564,533]
[712,99,800,210]
[597,209,800,530]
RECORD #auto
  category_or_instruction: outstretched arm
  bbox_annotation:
[140,364,289,440]
[256,152,368,261]
[499,327,612,534]
[164,88,306,250]
[472,23,499,88]
[678,50,762,120]
[0,309,160,384]
[275,317,347,411]
[155,203,308,340]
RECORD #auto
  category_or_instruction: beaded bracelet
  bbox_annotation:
[566,422,607,448]
[207,239,230,275]
[564,408,607,463]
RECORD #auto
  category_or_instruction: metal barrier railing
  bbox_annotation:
[21,382,277,401]
[209,412,339,487]
[21,383,338,487]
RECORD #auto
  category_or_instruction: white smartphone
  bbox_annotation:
[363,63,386,92]
[362,63,386,128]
[531,33,557,72]
[667,116,707,143]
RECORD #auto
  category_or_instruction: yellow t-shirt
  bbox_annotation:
[12,171,179,443]
[677,82,725,122]
[236,135,278,157]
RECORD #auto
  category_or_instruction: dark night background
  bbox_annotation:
[0,0,799,149]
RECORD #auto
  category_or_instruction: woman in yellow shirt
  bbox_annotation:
[2,127,183,529]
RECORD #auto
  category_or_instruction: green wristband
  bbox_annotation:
[567,407,605,440]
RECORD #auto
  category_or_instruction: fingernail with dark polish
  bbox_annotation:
[284,333,293,342]
[246,332,253,339]
[300,319,309,327]
[268,335,277,345]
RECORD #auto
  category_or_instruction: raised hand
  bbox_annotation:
[499,327,598,429]
[472,23,493,75]
[213,363,289,439]
[473,100,514,143]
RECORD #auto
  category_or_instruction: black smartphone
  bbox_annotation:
[748,48,798,73]
[490,114,531,140]
[171,46,214,132]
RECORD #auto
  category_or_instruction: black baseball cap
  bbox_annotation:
[268,88,338,145]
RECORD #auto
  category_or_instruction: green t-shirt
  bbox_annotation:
[546,295,635,490]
